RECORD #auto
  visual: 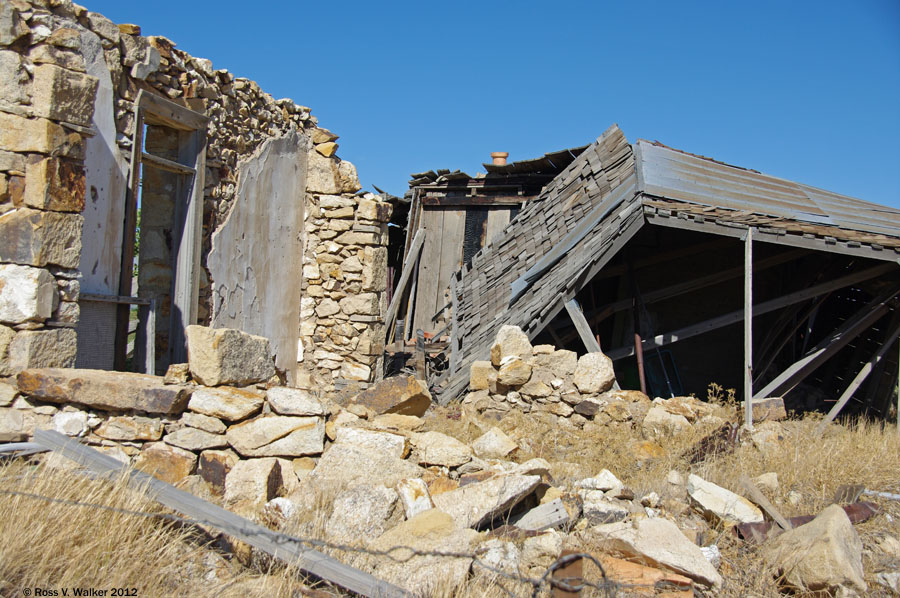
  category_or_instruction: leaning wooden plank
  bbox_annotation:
[739,475,791,531]
[33,430,412,598]
[384,230,425,338]
[753,284,899,400]
[815,320,900,435]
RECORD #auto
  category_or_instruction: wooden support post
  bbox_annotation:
[415,329,426,381]
[744,229,753,430]
[816,320,900,435]
[565,298,620,390]
[384,230,425,342]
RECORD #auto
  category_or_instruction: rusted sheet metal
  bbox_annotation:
[735,501,881,542]
[637,140,900,238]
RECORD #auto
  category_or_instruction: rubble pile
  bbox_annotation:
[0,324,891,596]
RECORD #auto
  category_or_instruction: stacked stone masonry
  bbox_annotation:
[0,0,390,393]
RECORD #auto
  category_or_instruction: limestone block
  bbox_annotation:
[314,142,338,157]
[311,128,339,144]
[471,427,518,459]
[226,415,325,457]
[335,231,379,246]
[0,325,13,376]
[581,491,629,524]
[744,396,787,422]
[497,356,531,386]
[340,361,371,382]
[432,474,541,529]
[573,352,616,394]
[362,246,387,291]
[266,386,324,416]
[0,113,82,156]
[95,415,164,441]
[308,442,424,491]
[31,64,98,127]
[575,469,623,493]
[357,198,393,222]
[350,375,431,416]
[335,427,409,459]
[198,448,239,493]
[338,160,361,193]
[325,485,399,544]
[469,360,496,391]
[85,12,120,44]
[0,2,28,46]
[412,431,473,468]
[0,407,25,441]
[181,412,226,434]
[0,150,25,174]
[642,405,690,438]
[476,538,521,574]
[0,264,58,324]
[591,518,722,588]
[533,350,577,380]
[7,329,76,372]
[187,386,263,421]
[52,410,88,437]
[318,194,353,209]
[0,50,30,104]
[765,504,866,595]
[186,325,275,387]
[315,298,340,317]
[24,156,85,212]
[490,325,532,366]
[165,426,228,451]
[397,478,433,519]
[28,44,86,73]
[370,510,479,596]
[17,367,190,414]
[223,457,284,511]
[306,150,341,194]
[687,474,763,526]
[134,442,196,485]
[0,208,83,268]
[339,294,379,319]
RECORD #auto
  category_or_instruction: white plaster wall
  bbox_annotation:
[209,130,307,383]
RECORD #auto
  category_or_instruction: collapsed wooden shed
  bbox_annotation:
[411,125,900,422]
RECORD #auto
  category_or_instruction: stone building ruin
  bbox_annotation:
[0,0,390,396]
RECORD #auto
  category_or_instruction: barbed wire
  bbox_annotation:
[0,483,696,598]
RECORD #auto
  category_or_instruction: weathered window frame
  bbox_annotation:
[115,90,208,371]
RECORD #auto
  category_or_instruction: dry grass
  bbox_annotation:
[1,405,897,598]
[0,459,306,598]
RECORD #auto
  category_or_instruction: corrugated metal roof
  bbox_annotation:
[637,140,900,238]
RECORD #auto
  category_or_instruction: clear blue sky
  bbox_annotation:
[89,1,900,207]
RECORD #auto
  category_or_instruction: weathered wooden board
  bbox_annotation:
[33,430,411,598]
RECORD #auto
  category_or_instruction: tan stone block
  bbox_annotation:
[0,208,83,268]
[314,142,338,157]
[8,329,76,372]
[0,113,82,156]
[357,198,393,222]
[117,23,142,36]
[24,156,85,212]
[31,64,98,127]
[311,128,338,144]
[28,45,87,73]
[134,442,196,485]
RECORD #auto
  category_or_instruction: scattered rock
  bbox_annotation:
[325,485,399,544]
[412,431,473,467]
[765,504,866,595]
[581,491,629,524]
[642,405,690,438]
[397,478,433,519]
[335,426,408,459]
[308,442,424,491]
[51,410,87,437]
[572,352,616,394]
[745,396,787,422]
[471,427,518,459]
[432,474,540,529]
[469,360,495,391]
[490,325,533,366]
[370,509,479,595]
[223,457,285,511]
[349,375,431,416]
[371,413,424,431]
[576,469,623,493]
[687,474,763,525]
[497,356,531,386]
[754,472,779,494]
[475,538,520,574]
[591,518,723,588]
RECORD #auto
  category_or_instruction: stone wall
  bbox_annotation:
[0,0,390,392]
